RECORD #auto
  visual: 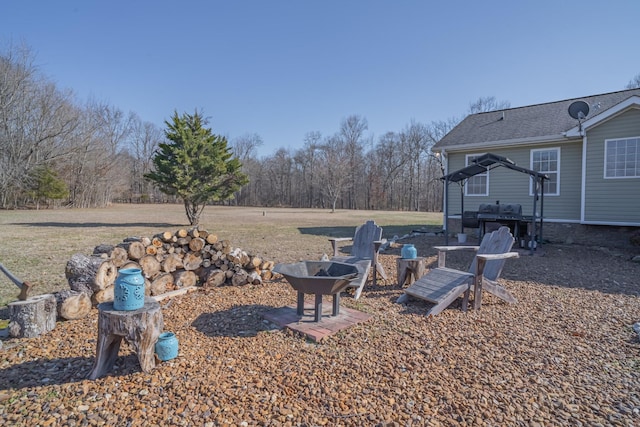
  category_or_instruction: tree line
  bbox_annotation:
[7,44,635,213]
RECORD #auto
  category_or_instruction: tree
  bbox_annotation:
[626,73,640,89]
[27,165,68,209]
[145,111,248,225]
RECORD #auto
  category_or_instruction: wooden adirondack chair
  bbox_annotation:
[397,226,518,316]
[328,220,387,299]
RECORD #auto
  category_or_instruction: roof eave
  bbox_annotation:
[432,134,573,153]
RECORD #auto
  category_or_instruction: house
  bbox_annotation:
[432,88,640,247]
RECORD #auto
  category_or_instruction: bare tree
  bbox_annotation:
[339,115,368,209]
[129,115,163,202]
[626,73,640,89]
[468,96,511,114]
[317,135,351,213]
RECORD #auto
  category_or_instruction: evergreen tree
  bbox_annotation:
[28,166,69,209]
[145,111,248,225]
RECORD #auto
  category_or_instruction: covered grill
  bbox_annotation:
[477,203,523,221]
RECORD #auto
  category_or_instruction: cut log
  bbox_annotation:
[182,253,202,271]
[139,255,161,279]
[108,247,127,268]
[188,237,205,252]
[66,254,117,295]
[162,253,183,273]
[199,267,227,287]
[172,270,197,288]
[205,233,218,244]
[55,290,92,320]
[88,298,163,379]
[158,231,174,242]
[91,285,114,306]
[261,269,273,281]
[175,228,188,238]
[121,261,141,271]
[246,256,263,270]
[8,294,57,338]
[118,241,145,260]
[150,273,174,295]
[188,227,200,238]
[145,246,158,256]
[93,244,115,256]
[231,270,249,286]
[175,236,191,246]
[151,237,164,248]
[140,236,152,247]
[248,271,263,286]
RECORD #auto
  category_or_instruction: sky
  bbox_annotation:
[2,1,640,156]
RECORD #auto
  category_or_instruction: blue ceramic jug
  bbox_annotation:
[113,268,145,311]
[155,332,179,361]
[401,244,417,259]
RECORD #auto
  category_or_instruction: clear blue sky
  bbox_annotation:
[2,1,639,156]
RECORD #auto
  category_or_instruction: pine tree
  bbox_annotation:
[145,111,248,225]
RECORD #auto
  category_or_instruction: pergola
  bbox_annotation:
[441,153,549,254]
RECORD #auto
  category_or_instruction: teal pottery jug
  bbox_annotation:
[401,244,417,259]
[113,268,145,311]
[155,332,179,361]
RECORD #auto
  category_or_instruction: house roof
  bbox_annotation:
[433,88,640,152]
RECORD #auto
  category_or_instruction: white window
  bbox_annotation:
[530,148,560,195]
[605,137,640,178]
[465,154,488,196]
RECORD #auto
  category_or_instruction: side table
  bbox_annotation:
[396,257,426,287]
[88,297,163,379]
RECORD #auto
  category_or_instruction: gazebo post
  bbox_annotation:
[444,176,449,246]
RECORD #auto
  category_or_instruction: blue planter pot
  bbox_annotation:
[113,268,145,311]
[155,332,179,361]
[401,244,417,259]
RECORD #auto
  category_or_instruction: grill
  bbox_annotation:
[477,203,523,221]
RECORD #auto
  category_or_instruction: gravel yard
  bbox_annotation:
[1,208,640,426]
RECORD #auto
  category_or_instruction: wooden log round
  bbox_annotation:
[118,241,145,261]
[150,273,174,295]
[88,298,163,379]
[162,253,183,273]
[188,237,205,252]
[231,270,249,286]
[110,247,129,268]
[199,267,227,287]
[9,294,57,338]
[139,254,161,279]
[182,253,202,271]
[172,270,197,288]
[65,254,117,295]
[205,233,218,244]
[91,285,114,306]
[55,290,92,320]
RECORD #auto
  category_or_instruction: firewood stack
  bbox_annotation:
[58,227,275,320]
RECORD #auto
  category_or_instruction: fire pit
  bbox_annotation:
[273,261,360,322]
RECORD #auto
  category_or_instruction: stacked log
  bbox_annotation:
[59,227,276,319]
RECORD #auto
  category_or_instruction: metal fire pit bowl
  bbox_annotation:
[273,261,360,322]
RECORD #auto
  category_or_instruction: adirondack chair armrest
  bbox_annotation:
[475,252,519,261]
[434,245,480,268]
[433,245,480,252]
[328,237,353,257]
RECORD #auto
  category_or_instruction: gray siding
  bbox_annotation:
[446,142,582,221]
[584,109,640,224]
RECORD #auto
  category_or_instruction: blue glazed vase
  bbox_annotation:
[401,244,417,259]
[113,268,145,311]
[155,332,179,361]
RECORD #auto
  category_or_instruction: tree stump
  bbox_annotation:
[396,257,427,287]
[9,294,57,338]
[87,297,163,380]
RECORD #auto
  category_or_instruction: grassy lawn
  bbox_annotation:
[0,204,442,306]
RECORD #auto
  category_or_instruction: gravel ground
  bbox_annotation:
[1,233,640,426]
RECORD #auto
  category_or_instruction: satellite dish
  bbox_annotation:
[568,101,590,120]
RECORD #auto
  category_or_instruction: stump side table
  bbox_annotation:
[396,257,427,287]
[88,297,163,380]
